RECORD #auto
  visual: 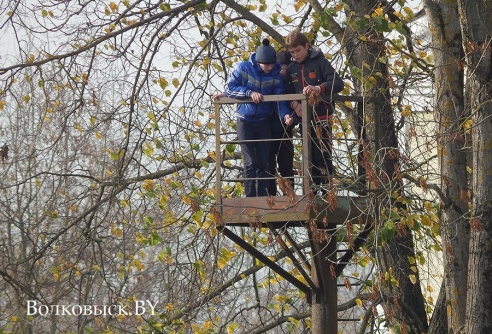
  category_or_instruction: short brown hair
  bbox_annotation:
[285,29,310,48]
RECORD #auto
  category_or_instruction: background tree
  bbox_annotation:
[457,1,492,333]
[424,1,468,332]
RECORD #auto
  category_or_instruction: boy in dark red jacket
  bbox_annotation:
[285,30,344,193]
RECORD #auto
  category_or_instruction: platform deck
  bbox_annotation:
[216,195,368,227]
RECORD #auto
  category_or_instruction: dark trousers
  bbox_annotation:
[236,119,271,197]
[311,120,333,189]
[268,130,295,195]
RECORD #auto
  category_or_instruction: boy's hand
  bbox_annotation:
[250,92,263,103]
[302,85,321,95]
[284,114,294,126]
[212,93,226,100]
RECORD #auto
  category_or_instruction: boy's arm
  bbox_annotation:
[319,59,344,95]
[225,63,252,98]
[273,78,295,124]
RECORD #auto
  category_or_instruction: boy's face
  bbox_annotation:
[258,63,275,73]
[288,43,309,63]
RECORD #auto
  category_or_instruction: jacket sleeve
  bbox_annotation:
[319,59,344,95]
[225,63,252,99]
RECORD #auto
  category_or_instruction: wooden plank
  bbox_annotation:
[218,195,369,227]
[219,196,311,226]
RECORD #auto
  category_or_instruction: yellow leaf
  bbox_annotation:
[421,215,431,226]
[409,274,417,284]
[109,2,118,12]
[288,317,300,328]
[403,6,414,16]
[294,1,305,12]
[400,105,412,117]
[464,119,473,133]
[355,298,362,307]
[159,77,168,89]
[172,78,179,88]
[282,14,293,23]
[227,323,239,334]
[374,7,383,16]
[41,9,48,17]
[182,195,192,205]
[142,179,155,191]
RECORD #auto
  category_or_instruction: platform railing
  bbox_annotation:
[213,93,366,226]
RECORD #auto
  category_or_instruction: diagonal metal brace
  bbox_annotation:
[267,224,318,293]
[219,226,312,299]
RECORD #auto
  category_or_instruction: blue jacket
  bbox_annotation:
[225,53,291,123]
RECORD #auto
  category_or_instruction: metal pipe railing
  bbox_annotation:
[213,94,365,201]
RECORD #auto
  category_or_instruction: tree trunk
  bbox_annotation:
[458,1,492,332]
[425,1,469,332]
[428,283,448,334]
[339,1,428,332]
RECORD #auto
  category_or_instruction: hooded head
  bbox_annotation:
[276,51,292,65]
[255,39,276,64]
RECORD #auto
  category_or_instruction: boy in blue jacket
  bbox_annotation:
[285,30,344,193]
[226,39,294,197]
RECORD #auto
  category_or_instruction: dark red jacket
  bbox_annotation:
[286,48,344,118]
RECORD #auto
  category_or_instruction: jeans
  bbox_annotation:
[268,129,295,195]
[236,119,271,197]
[311,119,333,190]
